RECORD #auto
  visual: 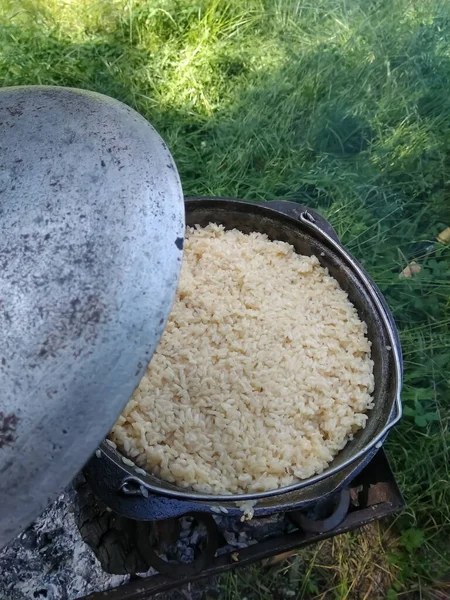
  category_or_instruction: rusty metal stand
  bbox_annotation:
[80,451,404,600]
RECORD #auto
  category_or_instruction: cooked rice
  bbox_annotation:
[110,224,374,494]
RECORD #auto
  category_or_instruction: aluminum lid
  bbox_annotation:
[0,86,185,548]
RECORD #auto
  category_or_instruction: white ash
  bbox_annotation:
[1,473,297,600]
[0,486,128,600]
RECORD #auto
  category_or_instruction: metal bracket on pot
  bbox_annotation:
[261,201,340,243]
[119,477,150,498]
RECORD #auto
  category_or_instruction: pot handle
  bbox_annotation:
[298,210,403,435]
[289,487,350,533]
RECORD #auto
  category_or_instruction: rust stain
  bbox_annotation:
[0,412,19,448]
[6,106,23,117]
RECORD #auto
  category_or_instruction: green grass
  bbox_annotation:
[1,0,450,597]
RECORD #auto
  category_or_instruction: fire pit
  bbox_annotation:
[0,450,403,600]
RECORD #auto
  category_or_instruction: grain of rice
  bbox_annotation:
[236,499,257,521]
[110,224,374,495]
[240,507,254,522]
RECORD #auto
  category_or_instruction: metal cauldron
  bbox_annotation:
[85,197,402,519]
